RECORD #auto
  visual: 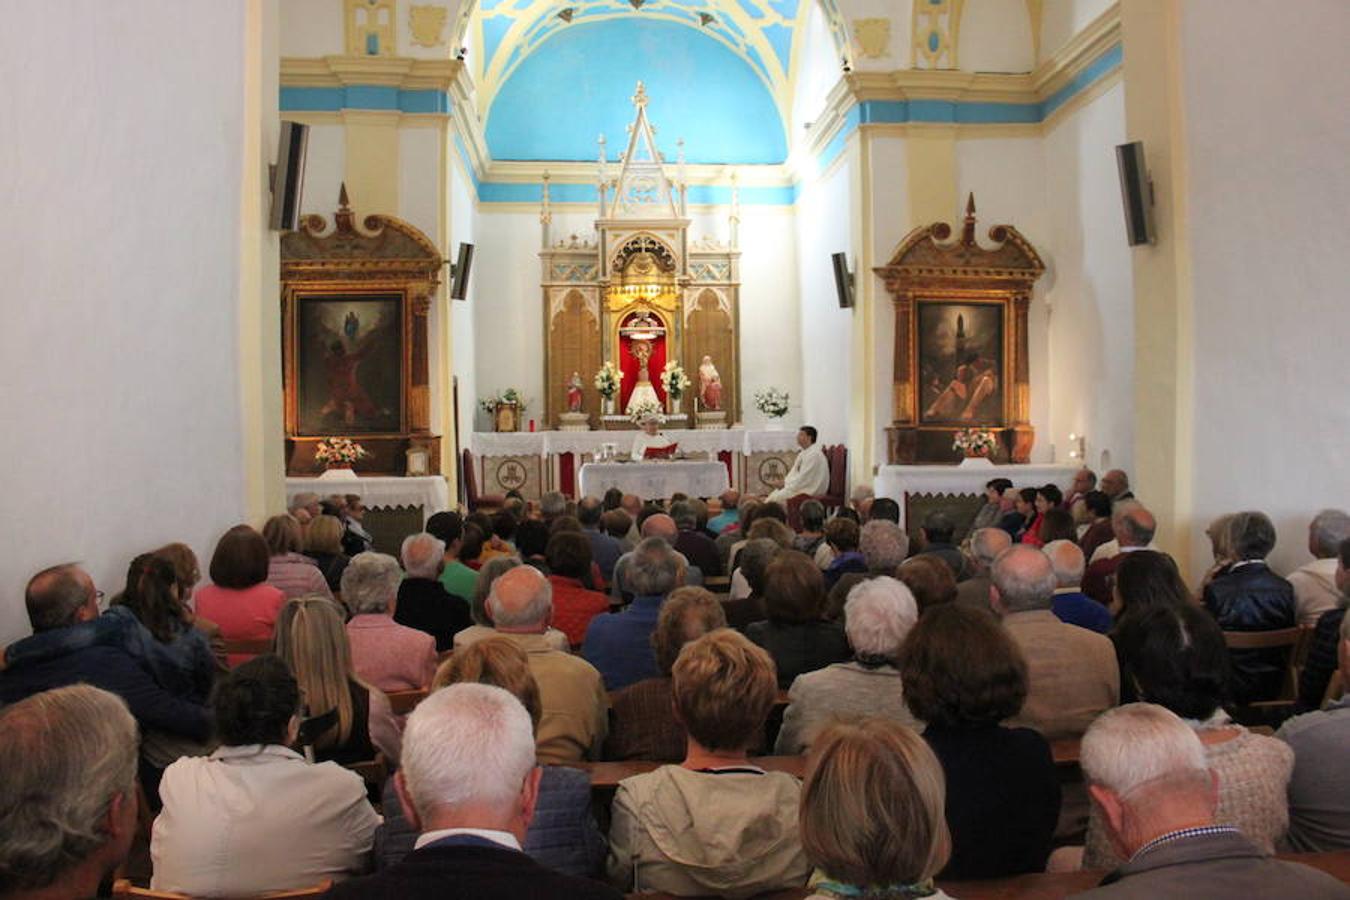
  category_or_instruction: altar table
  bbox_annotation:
[578,461,731,502]
[284,475,450,521]
[875,459,1079,530]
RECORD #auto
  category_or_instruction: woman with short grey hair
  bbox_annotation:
[342,553,438,691]
[774,576,924,754]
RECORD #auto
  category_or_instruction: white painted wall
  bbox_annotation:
[795,159,855,445]
[790,4,841,140]
[0,2,275,642]
[1179,0,1350,577]
[280,0,343,56]
[840,0,912,71]
[298,123,346,219]
[958,0,1035,73]
[737,208,804,428]
[1039,82,1132,474]
[1039,0,1115,63]
[449,153,478,442]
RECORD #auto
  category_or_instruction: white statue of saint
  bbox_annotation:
[624,338,662,415]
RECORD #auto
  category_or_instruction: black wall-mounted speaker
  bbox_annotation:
[450,242,475,300]
[269,121,309,232]
[831,251,854,308]
[1115,141,1155,247]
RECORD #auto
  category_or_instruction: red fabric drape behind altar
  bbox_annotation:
[618,331,667,411]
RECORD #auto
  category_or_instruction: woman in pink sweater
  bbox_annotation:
[195,525,287,667]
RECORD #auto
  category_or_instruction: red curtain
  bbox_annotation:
[618,318,668,410]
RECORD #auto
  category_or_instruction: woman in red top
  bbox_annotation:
[1020,484,1063,548]
[545,532,611,648]
[194,525,286,667]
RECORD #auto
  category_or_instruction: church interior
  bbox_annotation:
[2,0,1350,896]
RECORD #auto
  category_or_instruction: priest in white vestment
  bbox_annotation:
[768,426,831,504]
[629,413,675,460]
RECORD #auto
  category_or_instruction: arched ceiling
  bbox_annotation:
[467,0,849,130]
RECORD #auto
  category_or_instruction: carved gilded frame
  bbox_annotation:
[281,187,443,475]
[874,196,1045,464]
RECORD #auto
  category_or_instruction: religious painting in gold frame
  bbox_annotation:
[875,195,1044,464]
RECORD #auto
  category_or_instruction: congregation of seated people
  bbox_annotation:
[3,469,1350,900]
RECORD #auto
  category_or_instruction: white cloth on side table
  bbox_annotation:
[579,461,730,501]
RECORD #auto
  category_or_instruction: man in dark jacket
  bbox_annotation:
[325,683,621,900]
[0,564,213,744]
[1201,511,1296,704]
[396,533,472,652]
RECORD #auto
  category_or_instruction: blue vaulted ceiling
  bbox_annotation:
[469,0,850,164]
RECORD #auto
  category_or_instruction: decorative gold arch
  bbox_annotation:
[874,194,1045,464]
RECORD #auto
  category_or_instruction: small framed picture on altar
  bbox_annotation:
[916,299,1006,426]
[405,445,430,477]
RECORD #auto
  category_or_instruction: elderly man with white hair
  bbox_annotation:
[325,683,623,900]
[288,491,321,525]
[992,545,1118,740]
[1045,540,1113,635]
[488,566,608,765]
[1289,509,1350,625]
[1072,704,1346,899]
[956,527,1012,609]
[824,519,910,618]
[0,686,140,900]
[775,576,923,754]
[395,533,472,652]
[344,552,438,691]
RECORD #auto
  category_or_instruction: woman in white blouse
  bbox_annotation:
[152,655,381,895]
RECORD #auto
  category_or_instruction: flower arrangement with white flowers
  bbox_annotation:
[594,361,623,400]
[661,361,691,401]
[478,388,527,415]
[952,428,998,457]
[314,437,369,467]
[752,387,790,419]
[628,401,666,426]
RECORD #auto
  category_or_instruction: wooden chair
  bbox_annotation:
[345,753,388,787]
[386,688,428,715]
[462,449,505,512]
[785,444,849,529]
[111,883,333,899]
[1223,626,1309,706]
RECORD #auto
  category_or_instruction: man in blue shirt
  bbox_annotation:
[577,496,623,585]
[1044,540,1113,634]
[583,537,681,691]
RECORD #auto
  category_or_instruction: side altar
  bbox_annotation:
[540,83,740,431]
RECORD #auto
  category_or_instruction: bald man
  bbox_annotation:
[1084,504,1159,606]
[1045,540,1113,634]
[992,546,1119,740]
[485,566,608,765]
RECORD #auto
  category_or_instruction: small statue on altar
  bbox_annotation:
[698,355,722,411]
[565,371,584,412]
[624,338,662,415]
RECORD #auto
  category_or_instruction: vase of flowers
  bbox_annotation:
[314,437,368,478]
[661,361,691,415]
[753,387,790,429]
[952,428,998,460]
[628,401,665,427]
[594,361,623,416]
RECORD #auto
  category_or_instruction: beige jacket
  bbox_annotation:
[607,765,811,898]
[1288,558,1342,626]
[1004,609,1119,740]
[497,632,608,765]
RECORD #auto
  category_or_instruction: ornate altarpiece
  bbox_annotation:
[541,84,741,429]
[281,186,442,475]
[875,196,1045,464]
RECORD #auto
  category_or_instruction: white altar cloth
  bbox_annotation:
[578,461,730,501]
[875,459,1078,529]
[284,475,450,522]
[470,429,799,458]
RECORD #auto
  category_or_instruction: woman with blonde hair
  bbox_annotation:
[304,514,352,594]
[275,595,400,766]
[375,637,605,877]
[262,514,333,601]
[799,718,955,899]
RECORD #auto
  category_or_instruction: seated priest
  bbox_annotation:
[767,426,830,504]
[629,412,676,460]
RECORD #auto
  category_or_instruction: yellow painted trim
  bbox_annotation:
[280,55,461,90]
[240,0,285,523]
[904,126,958,228]
[436,118,459,498]
[342,110,400,219]
[1039,68,1122,133]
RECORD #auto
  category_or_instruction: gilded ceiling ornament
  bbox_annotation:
[408,5,448,47]
[853,18,891,60]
